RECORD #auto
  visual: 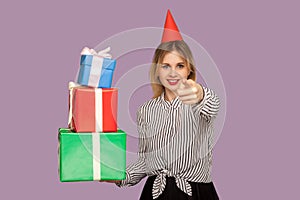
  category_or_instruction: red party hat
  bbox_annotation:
[161,10,183,43]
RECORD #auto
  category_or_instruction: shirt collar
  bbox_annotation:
[159,92,182,110]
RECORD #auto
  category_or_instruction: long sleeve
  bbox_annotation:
[116,93,219,197]
[192,86,220,120]
[117,107,148,187]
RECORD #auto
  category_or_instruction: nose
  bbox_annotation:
[169,67,178,76]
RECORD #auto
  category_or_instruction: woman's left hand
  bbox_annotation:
[177,79,204,105]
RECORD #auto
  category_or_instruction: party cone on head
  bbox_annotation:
[161,10,183,43]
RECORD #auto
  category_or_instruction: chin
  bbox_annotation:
[162,82,180,92]
[165,86,179,93]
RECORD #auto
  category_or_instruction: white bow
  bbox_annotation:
[81,47,112,59]
[68,81,81,127]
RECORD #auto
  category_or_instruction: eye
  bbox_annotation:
[161,65,170,69]
[177,64,185,69]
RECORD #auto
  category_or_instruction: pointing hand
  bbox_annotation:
[177,79,204,105]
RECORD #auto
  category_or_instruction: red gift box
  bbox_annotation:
[69,86,118,132]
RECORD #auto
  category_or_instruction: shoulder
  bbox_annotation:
[137,97,161,117]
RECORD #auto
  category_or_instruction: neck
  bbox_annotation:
[164,88,176,102]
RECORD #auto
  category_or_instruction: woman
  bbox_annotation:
[108,11,220,200]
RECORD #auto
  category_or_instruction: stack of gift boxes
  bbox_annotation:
[59,47,126,182]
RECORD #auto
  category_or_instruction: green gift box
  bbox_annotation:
[59,128,126,182]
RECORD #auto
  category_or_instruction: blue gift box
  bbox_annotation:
[77,55,116,88]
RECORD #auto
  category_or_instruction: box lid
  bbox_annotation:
[80,55,116,71]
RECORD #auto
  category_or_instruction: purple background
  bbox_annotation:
[1,0,299,199]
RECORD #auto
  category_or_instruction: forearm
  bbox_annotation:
[117,156,147,187]
[192,86,220,119]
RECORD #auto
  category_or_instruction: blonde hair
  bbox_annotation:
[150,40,196,98]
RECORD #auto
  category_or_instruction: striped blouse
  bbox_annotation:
[119,86,220,199]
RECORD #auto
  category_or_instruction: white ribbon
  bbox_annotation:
[88,57,103,87]
[95,88,103,132]
[92,133,101,180]
[81,46,112,59]
[68,82,81,127]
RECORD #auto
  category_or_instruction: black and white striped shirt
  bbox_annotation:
[119,86,220,199]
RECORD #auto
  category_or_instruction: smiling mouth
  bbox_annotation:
[167,79,179,85]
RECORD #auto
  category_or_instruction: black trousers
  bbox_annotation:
[139,176,219,200]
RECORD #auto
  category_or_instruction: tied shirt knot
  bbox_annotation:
[152,169,192,199]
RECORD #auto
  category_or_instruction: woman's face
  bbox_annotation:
[157,51,190,95]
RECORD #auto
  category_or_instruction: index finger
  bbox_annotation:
[181,78,192,89]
